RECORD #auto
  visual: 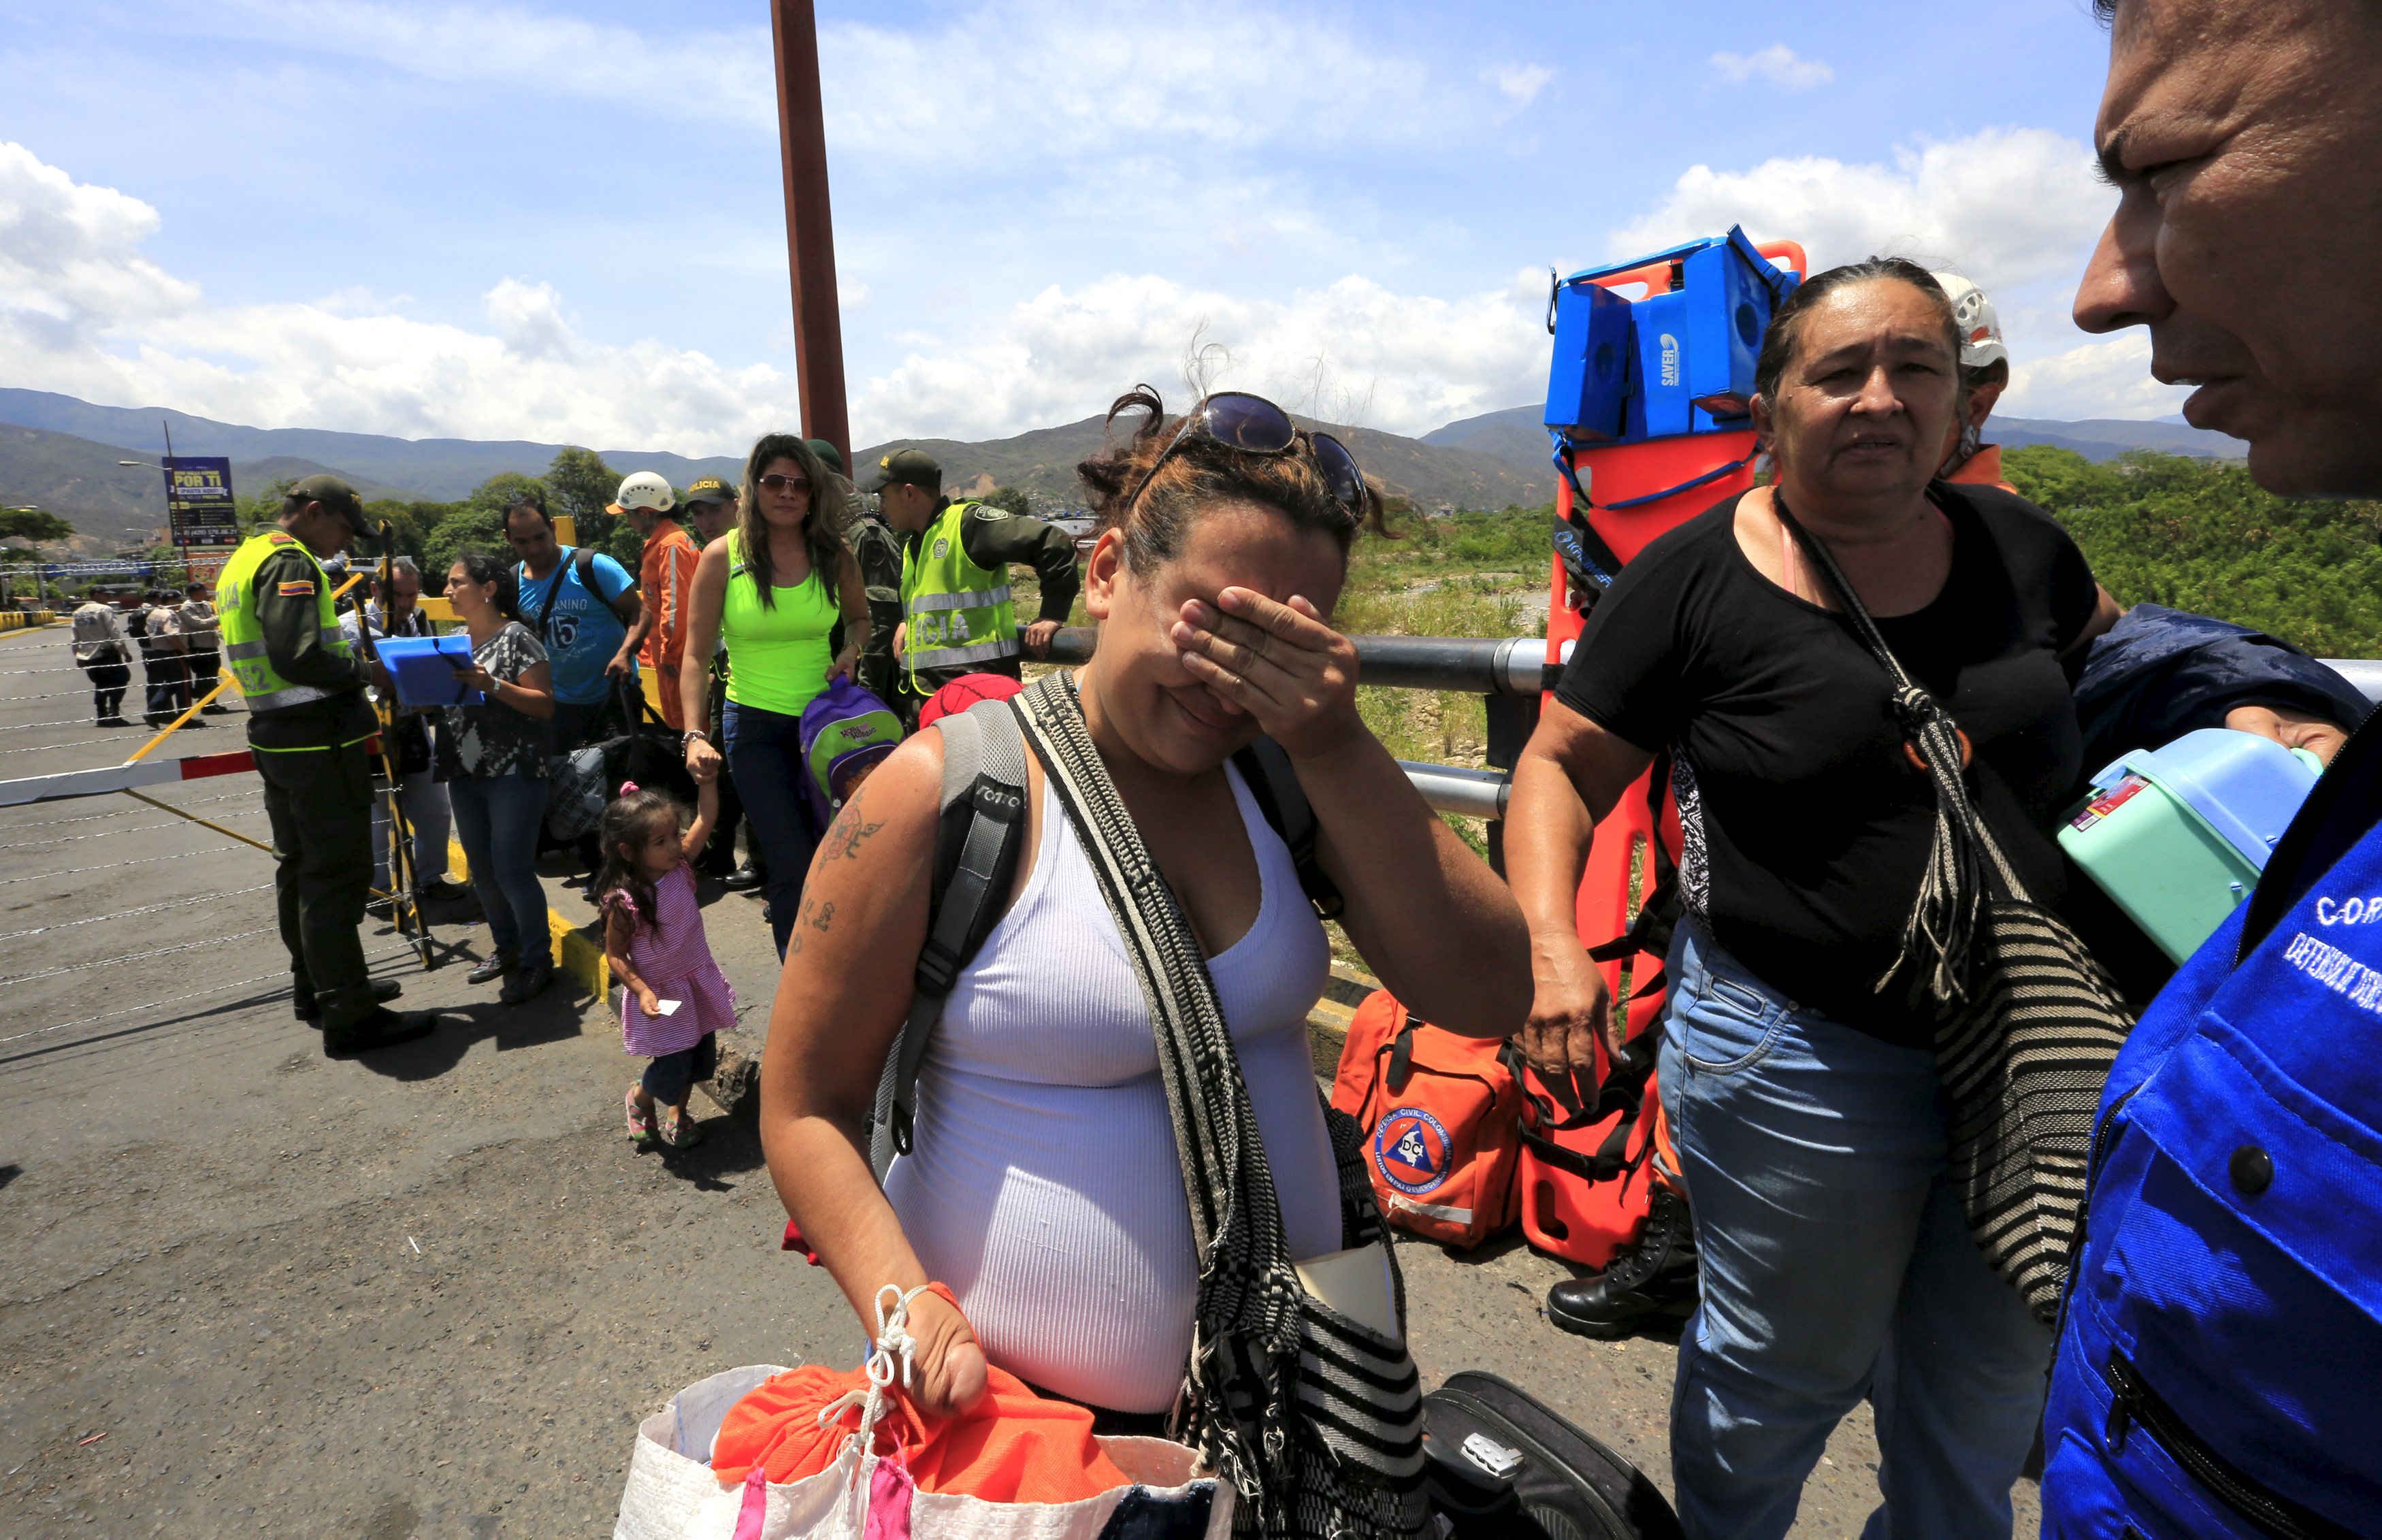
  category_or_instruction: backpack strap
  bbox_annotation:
[1230,734,1344,919]
[868,696,1030,1178]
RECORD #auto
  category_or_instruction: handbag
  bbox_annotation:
[1011,673,1428,1540]
[1776,494,2137,1325]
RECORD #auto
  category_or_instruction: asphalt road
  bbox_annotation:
[0,624,2038,1537]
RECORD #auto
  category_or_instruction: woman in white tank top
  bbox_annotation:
[755,387,1532,1428]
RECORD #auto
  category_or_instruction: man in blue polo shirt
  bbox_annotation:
[502,490,645,751]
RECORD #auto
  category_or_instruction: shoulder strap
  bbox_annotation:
[868,697,1031,1177]
[1229,735,1344,919]
[528,548,570,639]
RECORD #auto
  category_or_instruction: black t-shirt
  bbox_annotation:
[1555,482,2100,1045]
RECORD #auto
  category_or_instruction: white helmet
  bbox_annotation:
[611,470,676,514]
[1929,272,2008,372]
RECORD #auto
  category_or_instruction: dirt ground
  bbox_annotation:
[0,624,2037,1537]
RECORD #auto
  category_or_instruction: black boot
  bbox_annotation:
[1547,1185,1698,1340]
[296,977,400,1023]
[324,1006,434,1055]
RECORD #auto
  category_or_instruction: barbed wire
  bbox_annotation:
[3,789,255,830]
[0,924,279,984]
[2,810,271,849]
[0,847,253,890]
[0,942,417,1049]
[0,883,275,942]
[0,708,246,734]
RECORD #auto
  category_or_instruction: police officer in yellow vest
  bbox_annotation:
[868,448,1078,719]
[220,474,431,1054]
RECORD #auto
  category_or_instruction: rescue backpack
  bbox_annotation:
[1331,990,1523,1250]
[870,697,1339,1176]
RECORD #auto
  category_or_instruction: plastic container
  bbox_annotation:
[2059,728,2324,962]
[1544,279,1633,444]
[374,633,485,709]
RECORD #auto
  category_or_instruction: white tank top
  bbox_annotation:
[884,761,1339,1413]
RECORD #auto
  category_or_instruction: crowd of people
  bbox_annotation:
[85,2,2382,1533]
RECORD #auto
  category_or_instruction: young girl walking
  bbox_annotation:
[598,777,736,1150]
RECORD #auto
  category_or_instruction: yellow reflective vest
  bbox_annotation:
[900,499,1017,690]
[218,530,353,715]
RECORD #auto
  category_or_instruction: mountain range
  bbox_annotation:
[0,387,2251,549]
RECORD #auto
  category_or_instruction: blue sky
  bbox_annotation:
[0,0,2170,455]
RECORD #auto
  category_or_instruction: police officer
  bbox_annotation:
[868,448,1078,721]
[830,445,904,706]
[218,474,430,1053]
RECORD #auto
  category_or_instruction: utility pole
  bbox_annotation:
[770,0,852,473]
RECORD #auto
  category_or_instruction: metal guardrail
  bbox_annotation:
[1039,627,2382,820]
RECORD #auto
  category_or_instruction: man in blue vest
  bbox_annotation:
[2042,2,2382,1533]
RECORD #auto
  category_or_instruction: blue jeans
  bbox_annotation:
[1659,923,2050,1540]
[448,773,553,968]
[723,700,821,957]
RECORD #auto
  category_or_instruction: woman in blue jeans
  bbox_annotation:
[679,433,868,955]
[1507,261,2123,1539]
[438,550,559,1004]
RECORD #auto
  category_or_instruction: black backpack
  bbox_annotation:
[868,695,1341,1175]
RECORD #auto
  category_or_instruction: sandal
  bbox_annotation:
[657,1104,704,1149]
[625,1085,658,1150]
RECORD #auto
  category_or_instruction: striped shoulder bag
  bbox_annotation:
[1777,495,2137,1326]
[1013,672,1431,1539]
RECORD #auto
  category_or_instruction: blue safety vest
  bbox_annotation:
[2041,732,2382,1535]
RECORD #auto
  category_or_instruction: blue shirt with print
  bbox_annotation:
[515,548,636,705]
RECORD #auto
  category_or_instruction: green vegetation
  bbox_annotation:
[2005,445,2382,657]
[0,507,75,545]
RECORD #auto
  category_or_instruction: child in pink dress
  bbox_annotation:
[597,778,736,1149]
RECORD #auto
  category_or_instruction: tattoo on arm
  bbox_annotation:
[821,791,887,862]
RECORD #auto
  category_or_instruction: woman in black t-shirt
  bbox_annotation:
[1507,260,2119,1539]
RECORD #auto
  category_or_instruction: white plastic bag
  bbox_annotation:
[615,1296,1230,1540]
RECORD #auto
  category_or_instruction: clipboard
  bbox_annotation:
[376,634,486,708]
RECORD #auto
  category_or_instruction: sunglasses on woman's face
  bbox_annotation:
[758,473,812,495]
[1124,391,1366,517]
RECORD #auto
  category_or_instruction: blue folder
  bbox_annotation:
[376,634,486,708]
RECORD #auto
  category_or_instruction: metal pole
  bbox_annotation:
[1040,625,1573,695]
[769,0,852,472]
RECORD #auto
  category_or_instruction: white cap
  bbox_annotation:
[611,471,676,514]
[1929,272,2008,372]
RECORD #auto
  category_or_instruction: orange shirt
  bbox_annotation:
[638,523,702,671]
[1942,442,2015,495]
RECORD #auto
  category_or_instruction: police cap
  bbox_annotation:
[866,448,941,492]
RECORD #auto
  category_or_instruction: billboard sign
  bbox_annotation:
[163,457,239,548]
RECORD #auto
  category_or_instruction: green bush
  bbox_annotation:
[2006,446,2382,657]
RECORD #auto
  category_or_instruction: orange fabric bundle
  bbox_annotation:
[711,1360,1136,1503]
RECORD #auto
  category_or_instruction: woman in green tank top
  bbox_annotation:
[679,434,870,956]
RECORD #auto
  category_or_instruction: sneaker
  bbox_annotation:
[324,1006,434,1055]
[1546,1185,1699,1341]
[500,960,554,1006]
[625,1085,658,1151]
[466,949,516,985]
[417,877,471,903]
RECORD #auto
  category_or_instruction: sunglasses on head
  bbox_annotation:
[757,473,812,494]
[1123,391,1366,518]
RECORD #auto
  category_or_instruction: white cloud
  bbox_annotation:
[850,270,1552,446]
[1486,64,1554,107]
[1608,127,2108,291]
[1708,45,1833,91]
[0,141,1549,453]
[0,142,798,453]
[2000,331,2195,422]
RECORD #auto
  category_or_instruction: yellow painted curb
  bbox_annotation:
[445,836,612,1000]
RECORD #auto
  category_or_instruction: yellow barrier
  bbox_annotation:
[0,610,58,630]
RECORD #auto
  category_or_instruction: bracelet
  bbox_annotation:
[683,730,709,750]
